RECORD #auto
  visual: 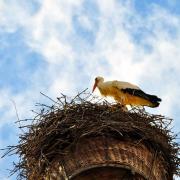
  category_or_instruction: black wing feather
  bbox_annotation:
[121,88,161,102]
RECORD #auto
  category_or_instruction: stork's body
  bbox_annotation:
[92,77,161,108]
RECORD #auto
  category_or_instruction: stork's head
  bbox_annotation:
[92,76,104,92]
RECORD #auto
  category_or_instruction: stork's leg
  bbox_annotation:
[114,97,128,111]
[116,102,128,111]
[119,97,128,111]
[121,104,128,111]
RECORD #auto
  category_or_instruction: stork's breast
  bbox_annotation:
[99,87,108,96]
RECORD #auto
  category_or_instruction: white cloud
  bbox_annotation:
[77,15,94,31]
[0,1,32,33]
[24,0,84,63]
[41,37,75,63]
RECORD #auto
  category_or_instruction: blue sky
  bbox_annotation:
[0,0,180,179]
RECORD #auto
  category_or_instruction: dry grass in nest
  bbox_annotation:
[2,89,180,179]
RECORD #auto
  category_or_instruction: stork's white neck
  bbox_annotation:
[97,80,104,87]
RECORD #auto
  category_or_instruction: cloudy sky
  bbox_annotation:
[0,0,180,179]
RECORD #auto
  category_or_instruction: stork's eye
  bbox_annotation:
[95,78,97,81]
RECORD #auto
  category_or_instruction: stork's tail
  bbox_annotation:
[146,94,162,107]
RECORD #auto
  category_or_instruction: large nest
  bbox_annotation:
[3,90,180,179]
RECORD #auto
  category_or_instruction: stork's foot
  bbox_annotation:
[120,104,128,111]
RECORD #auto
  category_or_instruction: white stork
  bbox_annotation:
[92,76,161,108]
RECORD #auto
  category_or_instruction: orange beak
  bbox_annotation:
[92,81,97,93]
